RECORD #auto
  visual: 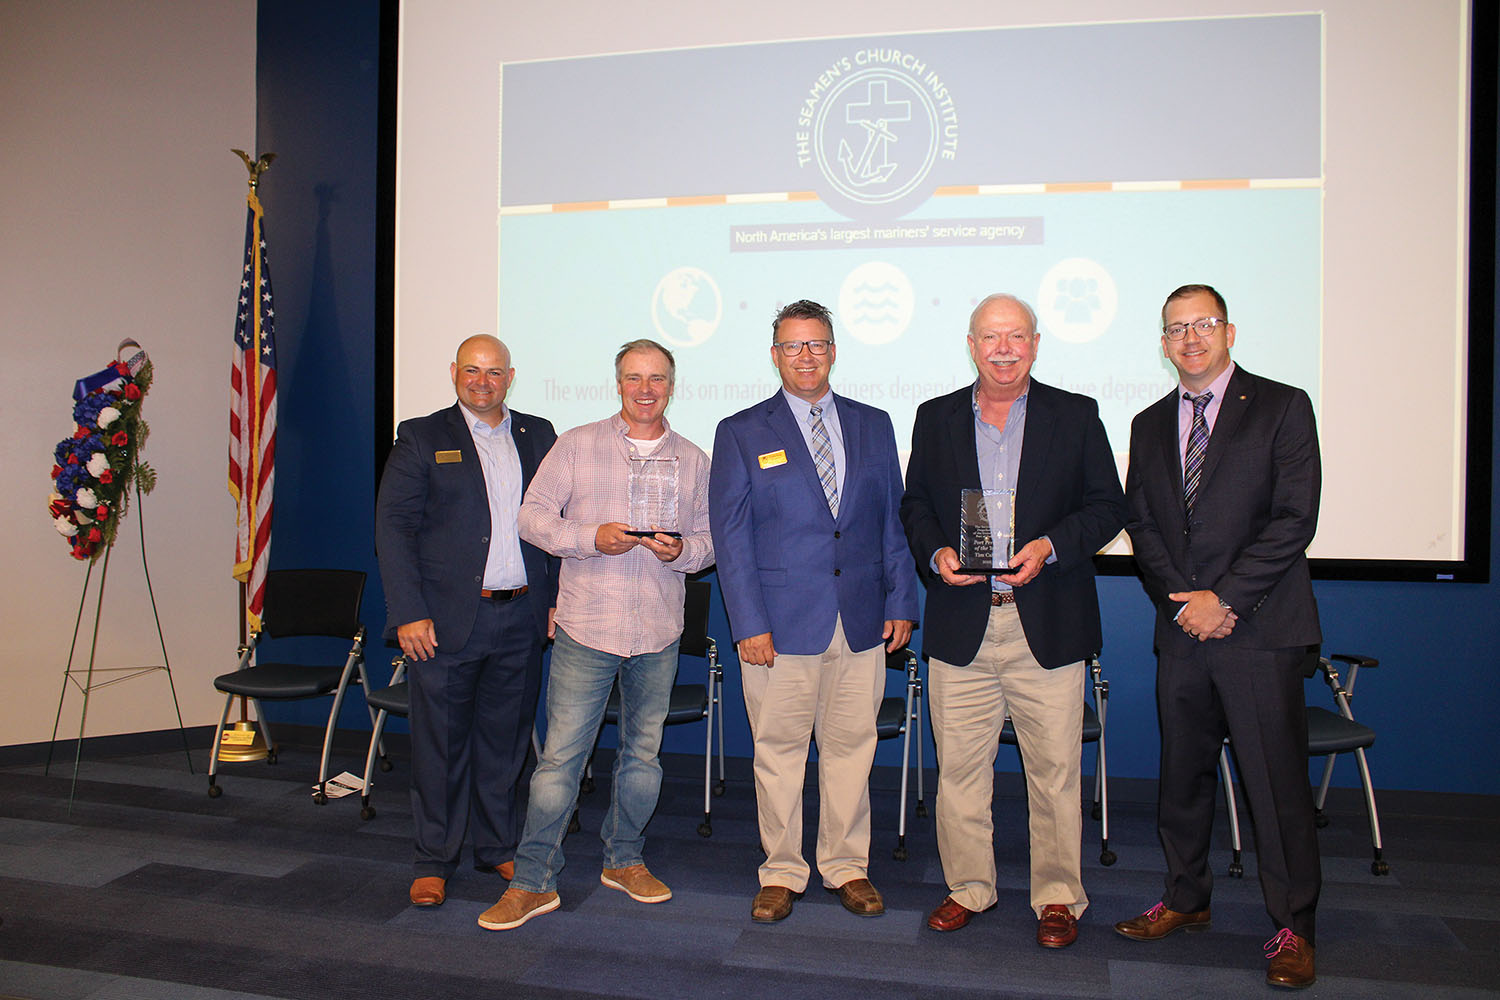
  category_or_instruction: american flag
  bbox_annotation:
[229,189,277,631]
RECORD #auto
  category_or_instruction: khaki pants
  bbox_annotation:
[929,604,1087,917]
[740,615,883,891]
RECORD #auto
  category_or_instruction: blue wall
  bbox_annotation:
[256,1,1500,795]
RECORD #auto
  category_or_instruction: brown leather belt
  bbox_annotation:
[990,590,1016,606]
[481,586,529,601]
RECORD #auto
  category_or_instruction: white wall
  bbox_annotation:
[0,1,257,748]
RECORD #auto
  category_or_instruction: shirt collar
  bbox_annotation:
[1178,361,1236,403]
[458,401,510,435]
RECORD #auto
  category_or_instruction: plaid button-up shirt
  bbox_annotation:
[519,413,713,656]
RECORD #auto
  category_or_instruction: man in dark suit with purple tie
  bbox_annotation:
[1117,285,1322,990]
[375,335,557,909]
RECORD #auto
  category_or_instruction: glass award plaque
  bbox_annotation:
[958,488,1016,574]
[626,455,681,537]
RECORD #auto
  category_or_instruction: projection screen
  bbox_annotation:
[388,1,1493,580]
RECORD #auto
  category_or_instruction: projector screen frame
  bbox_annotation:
[373,0,1495,585]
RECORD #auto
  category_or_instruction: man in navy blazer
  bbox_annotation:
[901,293,1125,947]
[375,335,557,908]
[710,299,918,924]
[1116,285,1321,990]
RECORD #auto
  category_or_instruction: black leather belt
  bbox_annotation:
[990,590,1016,607]
[481,586,529,601]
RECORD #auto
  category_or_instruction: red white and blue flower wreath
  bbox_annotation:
[47,342,157,561]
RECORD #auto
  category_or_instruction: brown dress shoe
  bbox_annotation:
[477,887,561,931]
[1265,929,1316,989]
[750,885,802,922]
[927,896,976,932]
[495,860,515,881]
[830,877,885,916]
[1114,902,1212,941]
[409,876,446,907]
[1037,904,1079,948]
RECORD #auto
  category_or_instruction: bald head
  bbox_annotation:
[451,334,514,426]
[456,334,510,369]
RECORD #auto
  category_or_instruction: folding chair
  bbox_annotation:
[999,654,1114,865]
[208,569,373,803]
[880,647,925,861]
[1221,652,1388,877]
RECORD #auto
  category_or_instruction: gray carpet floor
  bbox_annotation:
[1,739,1497,999]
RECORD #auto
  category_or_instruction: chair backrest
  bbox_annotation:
[679,579,711,659]
[261,569,367,640]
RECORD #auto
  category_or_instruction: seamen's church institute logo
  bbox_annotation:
[795,46,958,218]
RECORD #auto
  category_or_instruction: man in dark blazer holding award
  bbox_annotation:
[901,293,1125,947]
[710,299,918,924]
[1117,284,1322,990]
[375,334,557,908]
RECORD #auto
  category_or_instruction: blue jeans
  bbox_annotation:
[511,625,680,893]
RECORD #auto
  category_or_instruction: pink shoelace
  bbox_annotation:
[1144,902,1168,921]
[1264,928,1300,958]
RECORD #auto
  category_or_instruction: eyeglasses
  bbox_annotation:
[774,339,833,356]
[1163,317,1228,341]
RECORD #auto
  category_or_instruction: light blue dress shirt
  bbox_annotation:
[781,388,846,501]
[461,403,527,589]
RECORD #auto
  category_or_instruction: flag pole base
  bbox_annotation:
[216,720,269,763]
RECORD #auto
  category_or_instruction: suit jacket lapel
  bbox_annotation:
[948,388,982,487]
[767,393,836,523]
[444,404,487,496]
[510,412,538,489]
[832,392,863,521]
[1016,382,1055,532]
[1200,366,1253,489]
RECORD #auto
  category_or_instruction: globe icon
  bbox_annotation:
[651,267,721,347]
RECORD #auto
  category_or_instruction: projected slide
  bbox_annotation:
[496,15,1322,463]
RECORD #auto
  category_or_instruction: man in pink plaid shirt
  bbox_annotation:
[479,338,714,931]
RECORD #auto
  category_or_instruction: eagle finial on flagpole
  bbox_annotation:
[231,149,277,190]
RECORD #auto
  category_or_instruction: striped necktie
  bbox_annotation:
[809,404,839,516]
[1183,391,1213,518]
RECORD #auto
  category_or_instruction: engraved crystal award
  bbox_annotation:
[958,488,1016,574]
[626,455,681,537]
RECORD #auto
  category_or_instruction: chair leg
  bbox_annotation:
[1097,717,1114,867]
[1313,753,1337,828]
[314,655,361,805]
[206,692,235,797]
[359,708,390,821]
[914,679,927,818]
[1352,746,1390,875]
[252,698,277,764]
[893,677,914,861]
[1219,747,1244,878]
[712,663,726,796]
[698,684,714,838]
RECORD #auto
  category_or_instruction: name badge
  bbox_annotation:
[758,449,787,469]
[435,450,463,464]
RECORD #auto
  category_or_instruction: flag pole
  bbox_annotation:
[221,150,278,765]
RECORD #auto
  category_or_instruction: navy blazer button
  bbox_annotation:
[833,568,841,576]
[481,536,489,543]
[834,531,841,539]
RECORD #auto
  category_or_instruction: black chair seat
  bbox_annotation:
[1306,706,1375,754]
[367,682,409,717]
[213,663,345,700]
[999,703,1101,744]
[875,695,906,739]
[604,683,707,726]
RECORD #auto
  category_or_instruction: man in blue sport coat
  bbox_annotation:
[375,335,557,907]
[710,299,918,924]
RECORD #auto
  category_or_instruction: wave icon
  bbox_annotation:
[839,263,913,345]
